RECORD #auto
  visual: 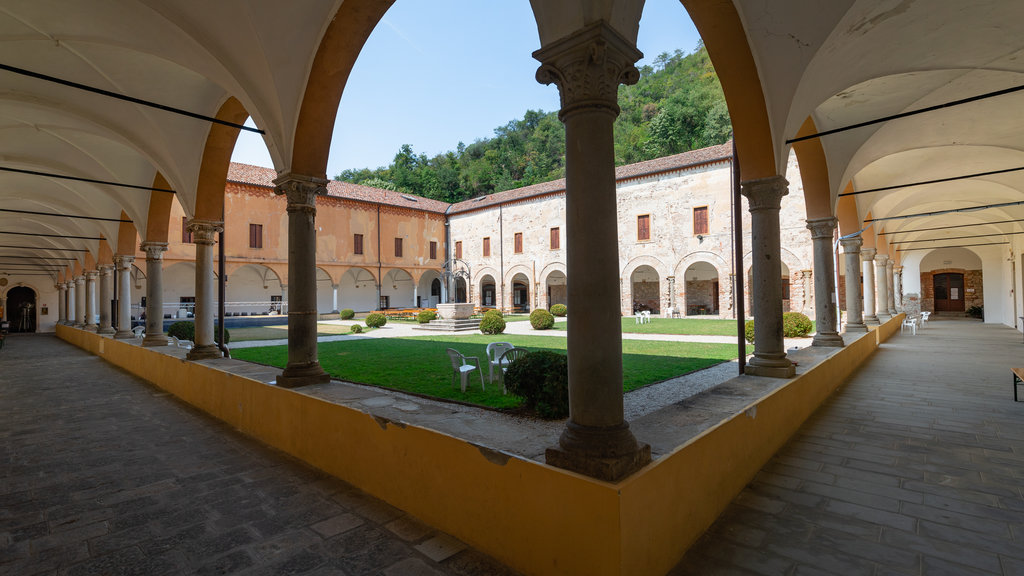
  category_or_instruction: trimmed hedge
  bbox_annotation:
[744,312,813,344]
[504,350,569,419]
[340,309,355,320]
[350,324,363,334]
[167,320,230,344]
[549,303,567,317]
[479,309,506,335]
[365,312,387,328]
[529,308,555,330]
[417,309,438,324]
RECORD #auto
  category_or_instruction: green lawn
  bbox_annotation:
[554,317,741,336]
[230,323,365,342]
[231,334,748,410]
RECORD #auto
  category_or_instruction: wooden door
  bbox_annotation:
[933,273,965,312]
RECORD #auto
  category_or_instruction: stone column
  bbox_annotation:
[841,237,867,332]
[114,256,135,339]
[875,255,891,322]
[67,280,76,327]
[84,270,99,331]
[534,21,650,481]
[141,242,169,347]
[667,276,676,312]
[861,248,878,324]
[886,259,897,315]
[186,220,223,359]
[807,218,843,347]
[74,275,86,327]
[273,174,330,386]
[741,176,796,377]
[332,284,339,312]
[894,266,904,312]
[98,265,115,335]
[57,282,67,325]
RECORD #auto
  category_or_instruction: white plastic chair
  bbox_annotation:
[663,307,674,318]
[131,325,145,338]
[485,342,515,384]
[641,310,652,324]
[920,311,930,326]
[170,335,193,350]
[447,348,484,392]
[901,317,917,335]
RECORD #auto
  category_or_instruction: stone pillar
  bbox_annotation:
[114,256,135,339]
[98,265,115,335]
[875,255,891,322]
[667,276,676,312]
[74,275,86,327]
[186,220,223,359]
[861,248,878,324]
[886,259,897,315]
[807,218,843,347]
[141,242,169,347]
[273,174,331,386]
[741,176,796,377]
[841,237,868,332]
[67,280,76,327]
[332,284,339,312]
[57,282,67,325]
[894,266,904,312]
[84,271,99,331]
[534,21,650,481]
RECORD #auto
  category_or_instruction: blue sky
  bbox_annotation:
[231,0,701,176]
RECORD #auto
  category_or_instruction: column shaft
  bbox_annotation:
[57,283,67,325]
[886,260,897,315]
[98,266,114,334]
[534,20,649,481]
[862,248,878,324]
[186,221,222,359]
[142,242,170,346]
[875,256,891,322]
[67,281,77,327]
[75,276,86,327]
[807,218,843,347]
[841,237,867,332]
[273,175,330,386]
[84,271,99,331]
[742,176,796,377]
[894,266,904,312]
[114,257,135,339]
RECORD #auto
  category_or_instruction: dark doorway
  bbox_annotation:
[712,280,720,314]
[7,286,37,333]
[933,272,965,312]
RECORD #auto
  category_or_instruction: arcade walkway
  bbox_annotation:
[0,334,517,576]
[674,318,1024,575]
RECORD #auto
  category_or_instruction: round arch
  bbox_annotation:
[681,261,723,317]
[339,267,380,313]
[5,285,37,333]
[225,263,284,316]
[381,268,415,309]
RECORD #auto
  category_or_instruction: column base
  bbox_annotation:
[864,315,879,325]
[143,334,170,347]
[276,362,331,388]
[877,313,892,322]
[888,309,897,316]
[187,345,223,361]
[98,326,115,335]
[85,324,98,332]
[545,421,651,482]
[745,354,796,378]
[73,322,85,329]
[844,322,869,333]
[114,330,135,339]
[811,332,846,347]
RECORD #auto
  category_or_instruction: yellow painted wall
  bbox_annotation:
[57,315,903,576]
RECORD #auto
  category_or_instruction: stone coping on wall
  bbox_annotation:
[56,316,900,576]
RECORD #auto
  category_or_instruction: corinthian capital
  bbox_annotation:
[533,20,642,118]
[187,219,223,245]
[140,241,169,260]
[741,175,789,212]
[274,172,327,215]
[806,217,838,240]
[840,235,863,253]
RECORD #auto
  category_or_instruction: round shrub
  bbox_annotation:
[504,350,569,419]
[529,308,555,330]
[365,312,387,328]
[744,319,755,344]
[350,324,363,334]
[417,309,437,324]
[479,309,506,335]
[549,303,567,317]
[782,312,813,337]
[167,320,230,344]
[340,309,355,320]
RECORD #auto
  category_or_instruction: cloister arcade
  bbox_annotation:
[4,2,1024,574]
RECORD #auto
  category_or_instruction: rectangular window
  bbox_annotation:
[550,227,560,250]
[693,206,709,235]
[394,237,403,258]
[455,241,462,259]
[354,233,364,255]
[182,217,193,244]
[249,223,263,249]
[429,241,437,260]
[637,214,650,241]
[514,232,523,254]
[483,237,491,257]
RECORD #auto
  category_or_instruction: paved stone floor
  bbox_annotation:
[672,318,1024,575]
[0,334,519,576]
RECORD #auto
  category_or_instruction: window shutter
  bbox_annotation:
[550,227,560,250]
[694,207,709,235]
[638,215,650,241]
[395,237,402,258]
